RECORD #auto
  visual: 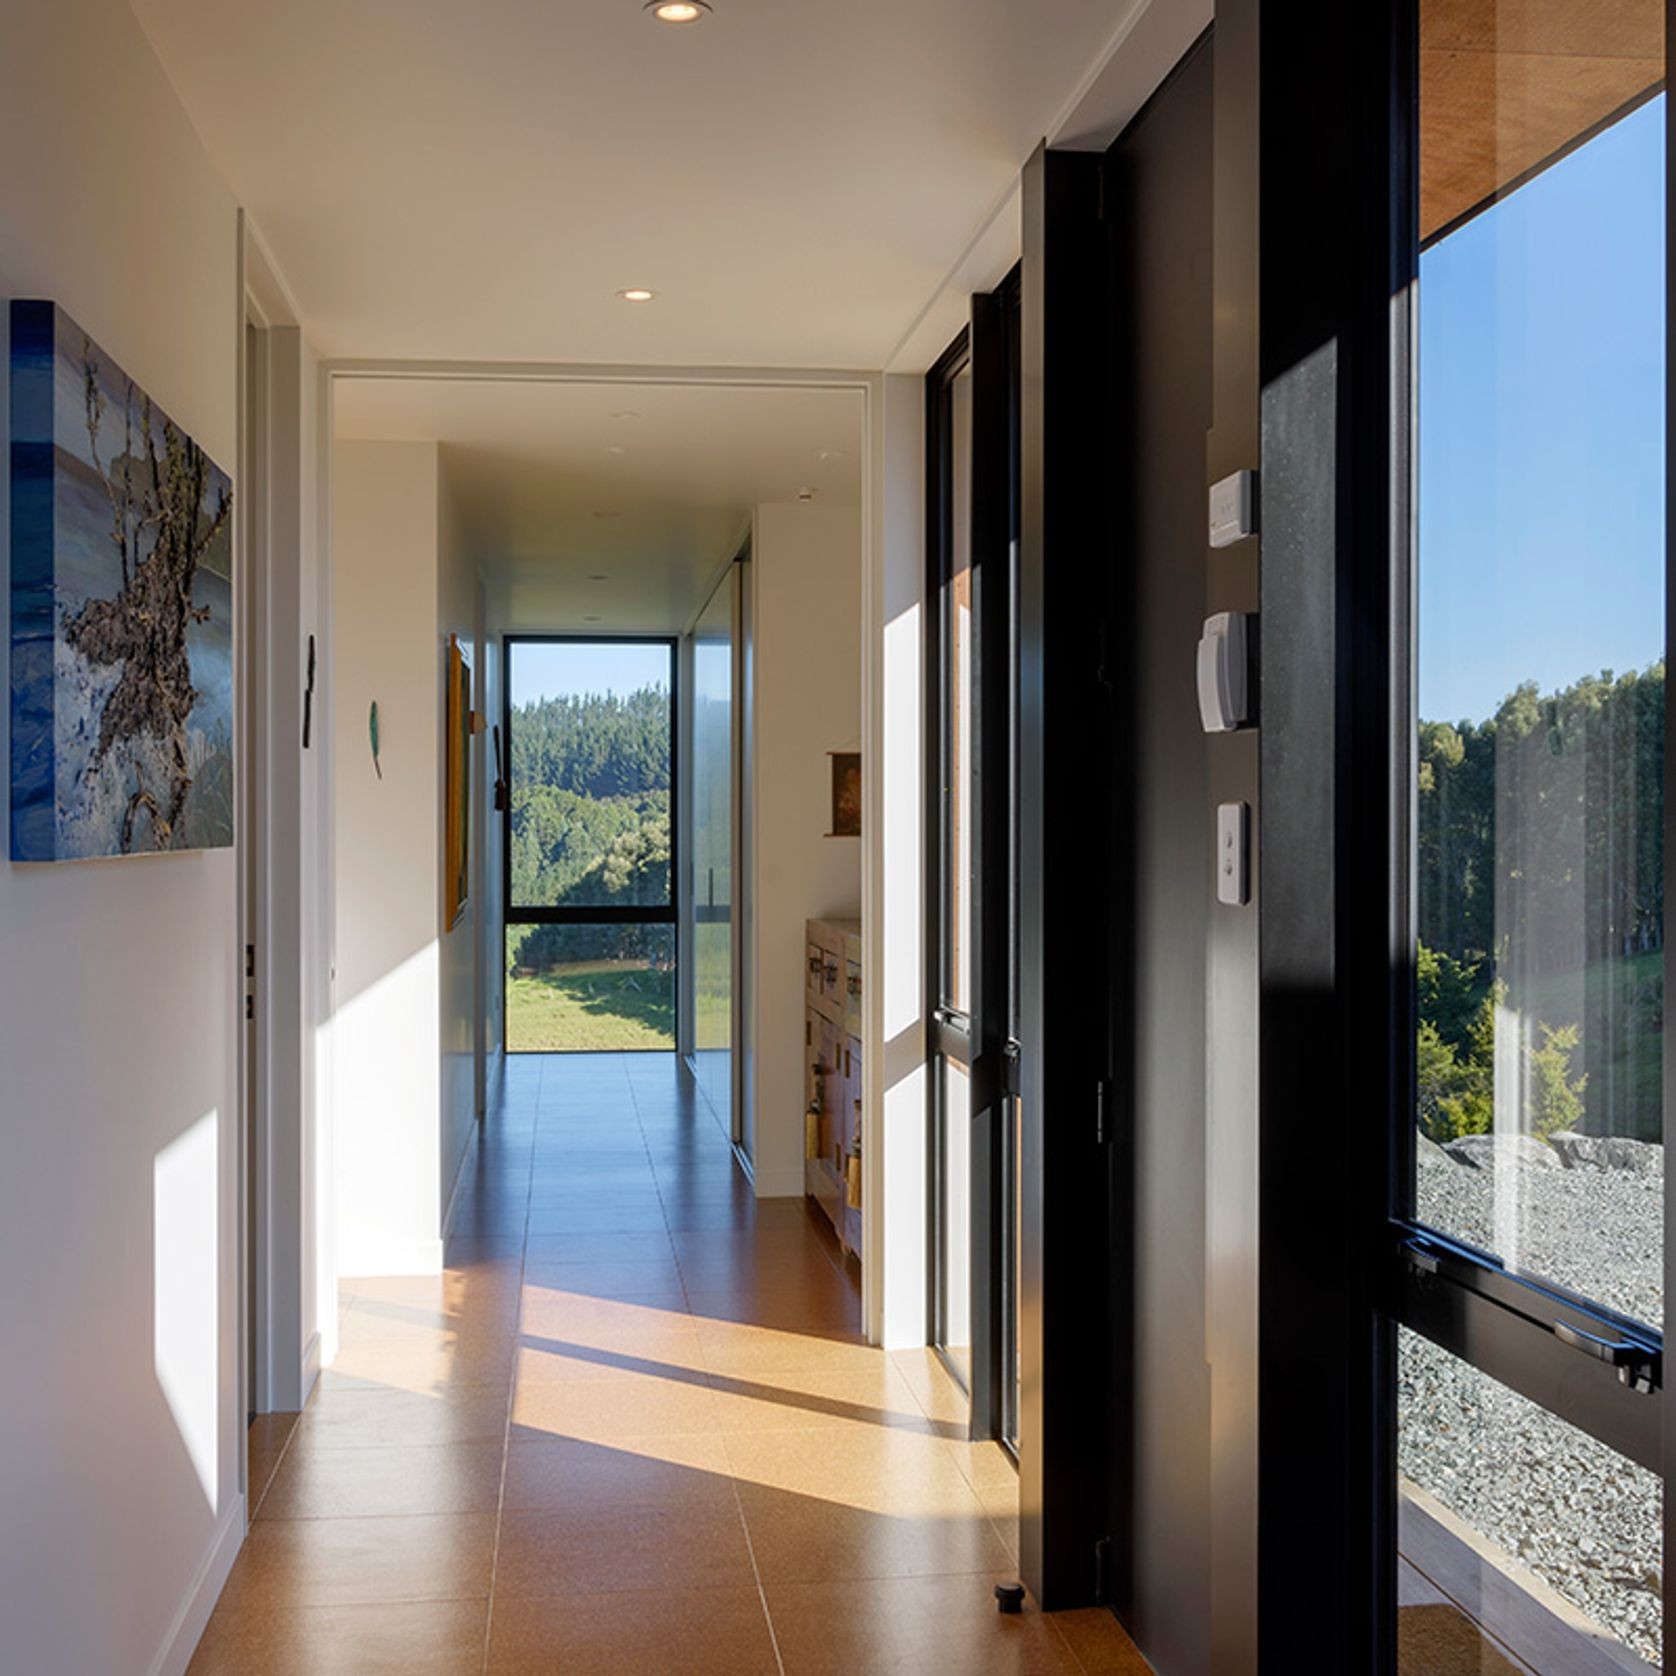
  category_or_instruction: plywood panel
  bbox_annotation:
[1421,0,1663,240]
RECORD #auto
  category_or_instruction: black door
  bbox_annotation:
[1099,33,1216,1669]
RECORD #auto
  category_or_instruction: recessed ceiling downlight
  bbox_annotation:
[645,0,711,21]
[616,288,656,303]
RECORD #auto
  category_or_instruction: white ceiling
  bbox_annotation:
[336,377,864,630]
[130,0,1156,368]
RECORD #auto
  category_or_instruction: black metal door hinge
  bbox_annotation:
[1094,1535,1112,1602]
[245,994,254,1022]
[1095,1079,1114,1146]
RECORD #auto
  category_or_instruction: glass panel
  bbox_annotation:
[509,641,672,910]
[506,923,675,1053]
[692,579,734,1129]
[941,1055,972,1385]
[945,363,974,1015]
[1398,1327,1662,1669]
[1414,19,1665,1324]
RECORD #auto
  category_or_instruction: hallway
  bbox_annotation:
[191,1055,1145,1674]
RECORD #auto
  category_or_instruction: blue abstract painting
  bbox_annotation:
[10,301,233,860]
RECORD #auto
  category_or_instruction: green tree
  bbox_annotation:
[1528,1023,1587,1141]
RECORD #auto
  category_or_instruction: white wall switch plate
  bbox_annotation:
[1216,801,1249,906]
[1209,470,1256,549]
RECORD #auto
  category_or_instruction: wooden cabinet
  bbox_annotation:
[804,916,862,1257]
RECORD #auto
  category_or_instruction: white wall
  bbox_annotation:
[867,374,930,1348]
[748,503,863,1196]
[331,440,447,1275]
[437,456,480,1199]
[0,4,247,1672]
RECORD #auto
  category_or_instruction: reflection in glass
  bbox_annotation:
[1398,1328,1661,1668]
[508,640,673,911]
[505,923,675,1054]
[692,576,735,1130]
[1414,82,1665,1325]
[947,363,974,1017]
[942,1055,972,1386]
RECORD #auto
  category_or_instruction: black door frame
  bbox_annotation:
[971,266,1024,1450]
[925,269,1026,1445]
[1016,141,1117,1610]
[501,633,680,1053]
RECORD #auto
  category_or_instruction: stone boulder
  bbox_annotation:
[1442,1134,1561,1172]
[1416,1133,1452,1169]
[1548,1131,1664,1176]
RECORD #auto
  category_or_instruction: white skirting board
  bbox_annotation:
[751,1165,807,1199]
[147,1492,246,1676]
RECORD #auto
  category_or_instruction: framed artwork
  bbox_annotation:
[10,301,234,860]
[828,750,861,837]
[445,635,472,928]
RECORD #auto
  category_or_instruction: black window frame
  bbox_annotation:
[1247,1,1671,1665]
[501,632,680,1054]
[1380,10,1666,1476]
[1226,0,1669,1662]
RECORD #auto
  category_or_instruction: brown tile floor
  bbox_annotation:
[195,1053,1150,1675]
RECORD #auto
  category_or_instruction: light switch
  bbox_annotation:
[1209,470,1256,549]
[1216,802,1249,906]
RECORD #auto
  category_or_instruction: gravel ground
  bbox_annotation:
[1402,1138,1664,1666]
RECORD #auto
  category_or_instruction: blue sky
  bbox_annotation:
[510,640,671,708]
[1419,95,1666,726]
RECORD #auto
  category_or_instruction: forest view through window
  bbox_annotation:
[505,639,674,1053]
[1405,64,1665,1667]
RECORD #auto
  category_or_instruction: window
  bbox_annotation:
[503,637,677,1054]
[1396,6,1666,1665]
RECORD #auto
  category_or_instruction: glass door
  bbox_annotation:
[502,637,677,1054]
[1390,7,1666,1667]
[928,267,1023,1437]
[929,331,976,1390]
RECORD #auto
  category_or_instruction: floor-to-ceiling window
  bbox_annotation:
[503,636,676,1053]
[1393,8,1666,1666]
[690,562,741,1136]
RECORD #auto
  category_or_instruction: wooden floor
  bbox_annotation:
[194,1053,1148,1674]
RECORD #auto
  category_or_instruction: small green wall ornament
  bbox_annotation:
[369,701,383,780]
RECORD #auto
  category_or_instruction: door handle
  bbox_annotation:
[1553,1320,1659,1392]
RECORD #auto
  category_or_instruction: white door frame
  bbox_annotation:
[239,214,321,1417]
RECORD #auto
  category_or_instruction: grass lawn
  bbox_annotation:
[507,959,676,1053]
